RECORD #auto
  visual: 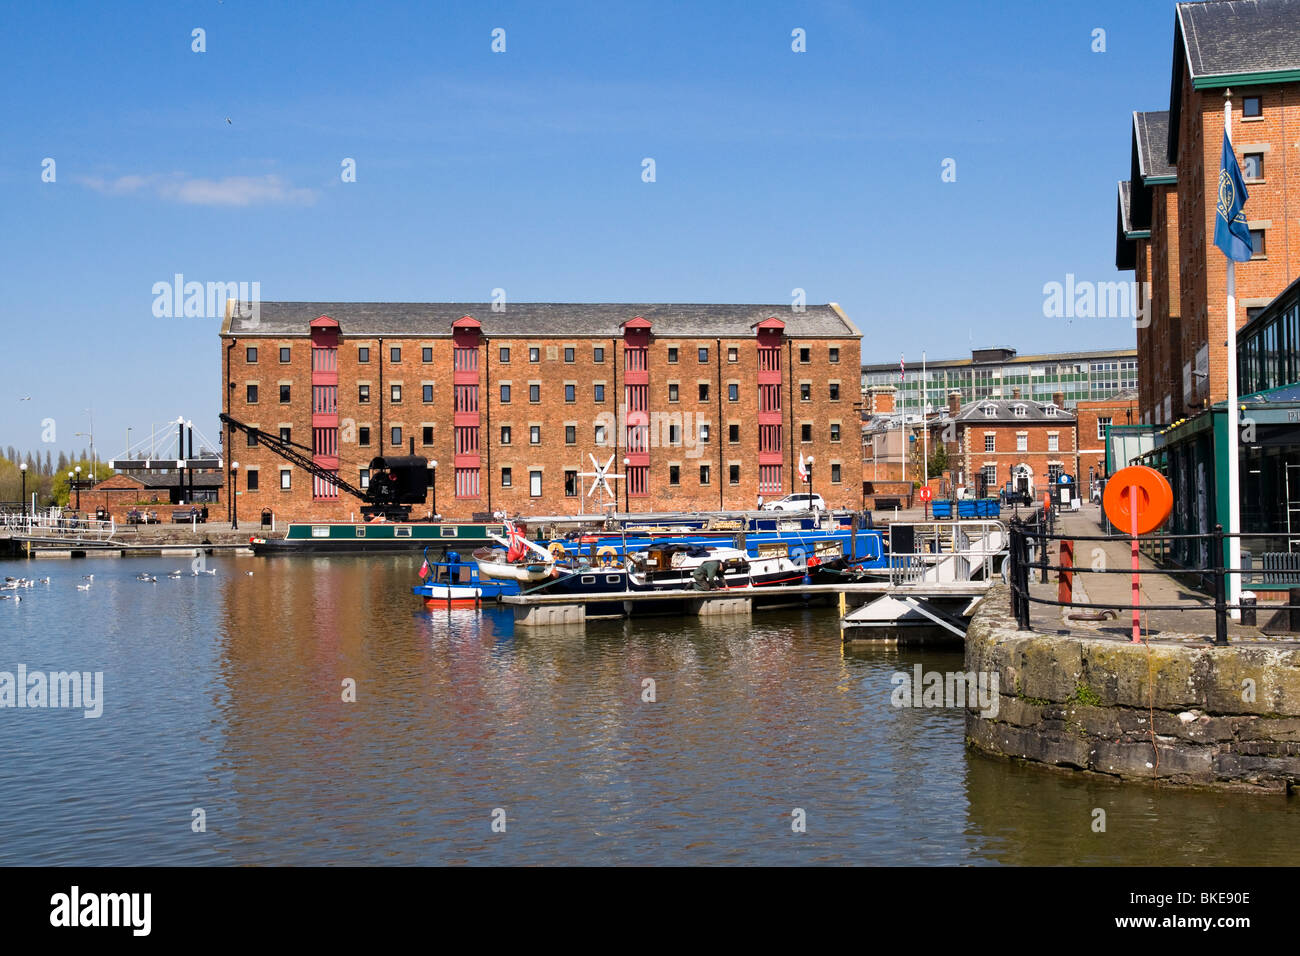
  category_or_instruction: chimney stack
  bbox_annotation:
[1052,391,1065,408]
[947,390,962,416]
[1012,386,1022,400]
[868,384,896,415]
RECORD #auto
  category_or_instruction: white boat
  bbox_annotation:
[472,527,557,582]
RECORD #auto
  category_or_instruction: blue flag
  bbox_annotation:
[1214,131,1253,262]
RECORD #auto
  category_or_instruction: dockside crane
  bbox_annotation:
[219,413,430,521]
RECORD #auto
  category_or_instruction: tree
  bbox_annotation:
[928,444,949,477]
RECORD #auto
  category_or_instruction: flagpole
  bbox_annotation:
[1225,94,1242,620]
[922,350,929,493]
[900,354,906,489]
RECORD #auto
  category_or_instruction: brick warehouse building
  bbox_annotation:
[1118,0,1300,426]
[219,302,862,522]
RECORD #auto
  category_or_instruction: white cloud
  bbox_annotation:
[77,173,316,206]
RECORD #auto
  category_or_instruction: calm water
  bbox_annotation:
[1,552,1297,866]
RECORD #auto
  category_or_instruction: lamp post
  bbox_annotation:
[428,459,438,519]
[19,462,27,518]
[74,466,82,511]
[622,457,630,513]
[231,462,239,529]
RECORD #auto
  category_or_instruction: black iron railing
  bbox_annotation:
[1006,513,1300,646]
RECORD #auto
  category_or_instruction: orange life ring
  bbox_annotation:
[1103,465,1173,535]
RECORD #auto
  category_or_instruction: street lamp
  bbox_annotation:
[19,462,27,517]
[230,462,239,529]
[74,466,82,511]
[428,459,439,519]
[622,457,630,513]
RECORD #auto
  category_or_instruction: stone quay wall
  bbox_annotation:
[965,584,1300,793]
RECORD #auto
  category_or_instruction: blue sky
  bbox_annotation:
[1,0,1180,459]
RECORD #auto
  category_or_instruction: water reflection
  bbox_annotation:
[0,552,1295,865]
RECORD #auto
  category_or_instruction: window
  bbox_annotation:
[982,404,996,417]
[593,347,604,363]
[358,384,370,404]
[1016,434,1027,452]
[594,384,605,402]
[279,384,291,403]
[831,463,841,483]
[530,425,541,444]
[801,423,812,443]
[279,426,291,444]
[669,424,681,445]
[422,347,433,363]
[1012,404,1026,417]
[595,424,607,445]
[667,464,680,485]
[358,427,370,447]
[279,347,290,363]
[358,469,369,490]
[422,426,434,446]
[829,348,840,363]
[529,383,540,403]
[1250,229,1266,257]
[422,384,433,403]
[698,347,708,363]
[390,347,401,363]
[698,383,709,402]
[391,427,402,447]
[529,347,539,363]
[499,347,510,363]
[246,347,258,363]
[728,383,739,402]
[699,465,710,484]
[981,465,996,491]
[1048,434,1059,452]
[529,471,542,497]
[699,423,710,442]
[1244,96,1262,118]
[667,347,679,363]
[727,347,738,363]
[1048,463,1063,484]
[668,383,679,402]
[1243,153,1264,180]
[501,467,512,488]
[800,383,811,401]
[280,469,291,490]
[565,425,576,444]
[829,383,840,401]
[564,470,578,496]
[984,435,995,452]
[799,347,810,363]
[247,470,258,491]
[728,424,740,443]
[500,384,511,403]
[1097,416,1112,440]
[1044,405,1058,417]
[246,384,259,403]
[390,385,402,403]
[729,464,740,484]
[500,426,512,445]
[564,347,574,363]
[565,384,576,402]
[358,347,370,363]
[830,423,841,442]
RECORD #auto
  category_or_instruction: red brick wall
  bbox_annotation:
[958,419,1077,495]
[221,328,858,521]
[1075,397,1138,479]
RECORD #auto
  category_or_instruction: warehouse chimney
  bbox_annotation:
[947,390,962,416]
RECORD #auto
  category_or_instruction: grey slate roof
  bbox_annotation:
[1177,0,1300,79]
[952,399,1075,424]
[224,302,859,339]
[1133,111,1176,181]
[1118,180,1135,234]
[1117,180,1138,271]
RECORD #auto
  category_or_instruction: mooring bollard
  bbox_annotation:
[1058,539,1073,606]
[1240,590,1257,627]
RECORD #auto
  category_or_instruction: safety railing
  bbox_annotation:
[0,512,117,541]
[1005,515,1299,646]
[887,520,1007,587]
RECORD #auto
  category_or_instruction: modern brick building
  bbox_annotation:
[219,302,862,522]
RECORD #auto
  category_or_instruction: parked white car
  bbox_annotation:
[761,493,826,512]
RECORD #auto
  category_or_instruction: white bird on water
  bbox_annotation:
[76,583,91,591]
[83,574,94,582]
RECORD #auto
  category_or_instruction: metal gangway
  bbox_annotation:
[842,520,1008,637]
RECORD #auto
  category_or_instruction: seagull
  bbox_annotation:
[225,117,232,124]
[82,574,94,582]
[76,583,91,591]
[245,571,254,576]
[18,396,30,401]
[201,568,216,575]
[39,577,49,585]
